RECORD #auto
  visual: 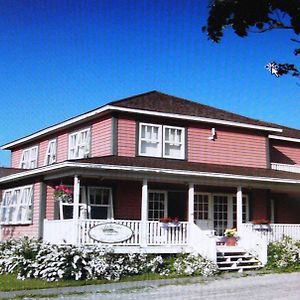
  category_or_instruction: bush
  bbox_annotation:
[267,236,300,269]
[0,238,218,281]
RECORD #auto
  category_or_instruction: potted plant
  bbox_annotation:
[159,217,180,228]
[54,185,73,203]
[252,219,271,231]
[224,228,237,246]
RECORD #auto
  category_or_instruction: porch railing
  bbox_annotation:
[147,221,189,245]
[43,219,189,247]
[271,162,300,174]
[241,223,300,243]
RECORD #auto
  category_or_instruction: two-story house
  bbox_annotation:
[0,91,300,269]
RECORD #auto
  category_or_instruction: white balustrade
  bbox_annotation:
[271,163,300,174]
[242,223,300,243]
[43,219,189,246]
[147,221,189,245]
[189,223,217,262]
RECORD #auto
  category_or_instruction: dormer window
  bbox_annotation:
[139,123,185,159]
[20,146,38,169]
[68,128,90,160]
[45,139,57,165]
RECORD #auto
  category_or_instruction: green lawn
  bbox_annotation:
[0,273,172,292]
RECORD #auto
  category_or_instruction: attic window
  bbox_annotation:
[45,139,57,165]
[20,146,38,169]
[139,123,185,159]
[68,128,91,160]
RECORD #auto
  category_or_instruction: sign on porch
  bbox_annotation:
[88,223,133,243]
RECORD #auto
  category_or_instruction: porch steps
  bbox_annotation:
[216,246,262,272]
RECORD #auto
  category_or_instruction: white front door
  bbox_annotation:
[194,193,249,236]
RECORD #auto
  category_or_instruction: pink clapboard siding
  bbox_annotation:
[188,126,267,168]
[1,183,41,240]
[91,117,112,157]
[45,185,55,220]
[11,148,23,168]
[38,140,49,167]
[118,118,136,157]
[270,140,300,165]
[56,132,69,162]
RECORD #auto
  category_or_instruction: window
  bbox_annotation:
[163,126,184,159]
[0,185,33,224]
[88,187,113,219]
[45,139,57,165]
[68,128,90,159]
[20,146,38,169]
[148,191,167,221]
[139,123,185,159]
[194,194,209,220]
[139,123,162,157]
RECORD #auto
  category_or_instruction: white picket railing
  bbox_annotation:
[189,223,217,262]
[44,219,189,247]
[147,221,189,245]
[271,163,300,174]
[239,224,268,265]
[242,223,300,243]
[78,219,141,245]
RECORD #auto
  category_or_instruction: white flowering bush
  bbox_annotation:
[173,253,218,276]
[267,236,300,269]
[0,238,218,281]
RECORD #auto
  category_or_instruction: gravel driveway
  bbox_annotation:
[9,272,299,300]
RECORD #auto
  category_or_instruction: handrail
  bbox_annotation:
[189,223,217,262]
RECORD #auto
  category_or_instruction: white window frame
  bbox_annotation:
[139,123,162,158]
[68,128,91,160]
[19,146,39,169]
[148,190,168,221]
[163,125,185,159]
[0,185,33,225]
[87,187,114,219]
[44,139,57,166]
[138,122,185,159]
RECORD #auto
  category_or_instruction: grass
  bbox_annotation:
[1,266,300,293]
[0,272,181,292]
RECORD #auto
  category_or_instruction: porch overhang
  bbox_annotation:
[1,157,300,192]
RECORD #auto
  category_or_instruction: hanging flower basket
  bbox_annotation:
[54,185,73,203]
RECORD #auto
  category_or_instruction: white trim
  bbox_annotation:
[19,145,39,169]
[1,161,300,185]
[139,123,162,157]
[163,125,185,159]
[87,186,114,219]
[0,185,33,225]
[68,127,91,160]
[1,104,283,149]
[44,139,57,166]
[108,106,282,132]
[269,134,300,144]
[148,190,168,221]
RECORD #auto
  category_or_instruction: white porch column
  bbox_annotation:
[188,183,194,224]
[141,179,148,247]
[73,175,80,220]
[236,186,243,230]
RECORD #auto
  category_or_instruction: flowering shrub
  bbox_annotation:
[54,185,73,203]
[224,228,237,237]
[267,236,300,269]
[0,238,218,282]
[173,254,218,276]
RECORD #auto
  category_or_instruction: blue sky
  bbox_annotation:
[0,0,299,166]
